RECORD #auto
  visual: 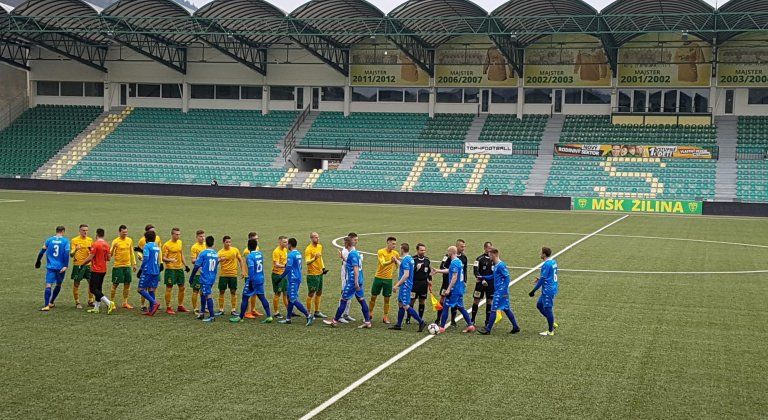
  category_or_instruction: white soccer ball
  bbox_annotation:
[427,323,440,335]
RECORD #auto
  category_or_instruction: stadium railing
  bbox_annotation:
[736,146,768,160]
[298,138,539,155]
[282,106,311,161]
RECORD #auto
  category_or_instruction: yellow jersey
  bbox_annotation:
[71,236,93,266]
[272,246,287,274]
[304,243,324,276]
[162,239,184,270]
[111,236,135,268]
[137,235,162,260]
[190,242,206,264]
[218,247,242,277]
[375,248,400,279]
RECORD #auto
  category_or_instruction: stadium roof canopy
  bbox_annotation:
[1,0,768,76]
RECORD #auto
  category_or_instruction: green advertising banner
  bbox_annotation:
[350,37,430,86]
[524,34,611,87]
[717,33,768,87]
[573,197,703,214]
[618,33,713,87]
[435,35,518,87]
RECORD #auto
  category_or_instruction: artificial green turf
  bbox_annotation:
[1,190,766,419]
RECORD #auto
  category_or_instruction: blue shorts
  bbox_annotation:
[445,290,465,308]
[491,293,510,311]
[139,273,160,289]
[287,279,301,302]
[398,286,413,305]
[242,278,265,298]
[341,281,365,300]
[200,282,214,296]
[45,269,65,285]
[538,294,555,309]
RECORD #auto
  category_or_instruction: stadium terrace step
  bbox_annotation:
[35,107,134,180]
[0,105,102,178]
[301,169,324,188]
[277,168,299,187]
[525,115,563,196]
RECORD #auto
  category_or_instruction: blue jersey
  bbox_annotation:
[246,251,265,284]
[345,249,364,285]
[492,260,511,292]
[44,235,70,270]
[141,242,161,275]
[399,255,415,289]
[448,257,465,295]
[540,258,559,296]
[195,248,220,285]
[283,249,303,283]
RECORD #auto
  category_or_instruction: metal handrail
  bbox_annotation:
[282,106,311,161]
[298,138,540,155]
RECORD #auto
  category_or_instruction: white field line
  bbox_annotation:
[507,266,768,275]
[300,214,629,420]
[0,199,24,203]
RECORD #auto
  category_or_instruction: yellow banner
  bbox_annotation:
[618,33,712,87]
[524,34,611,87]
[717,33,768,87]
[435,36,517,87]
[350,37,429,87]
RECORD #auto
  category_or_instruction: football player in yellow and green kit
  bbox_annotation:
[189,229,207,314]
[271,236,290,318]
[370,237,400,324]
[70,224,94,309]
[162,227,190,315]
[110,224,137,309]
[217,236,246,316]
[305,232,329,319]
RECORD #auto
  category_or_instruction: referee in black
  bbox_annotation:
[472,241,495,327]
[435,239,468,326]
[406,243,431,324]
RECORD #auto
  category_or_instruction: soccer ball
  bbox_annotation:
[427,323,440,335]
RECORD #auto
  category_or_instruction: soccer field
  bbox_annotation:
[1,190,767,419]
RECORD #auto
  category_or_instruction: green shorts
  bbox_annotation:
[218,276,238,291]
[111,267,132,284]
[190,275,201,291]
[371,277,393,297]
[272,273,287,293]
[307,275,323,293]
[71,265,91,282]
[164,269,185,286]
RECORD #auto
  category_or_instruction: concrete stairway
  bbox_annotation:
[714,116,738,202]
[464,113,488,143]
[524,115,564,196]
[33,107,133,180]
[336,150,362,170]
[273,110,319,168]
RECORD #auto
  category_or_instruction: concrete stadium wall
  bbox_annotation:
[0,178,571,211]
[0,65,26,107]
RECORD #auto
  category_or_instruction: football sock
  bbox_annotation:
[207,297,215,317]
[383,297,390,319]
[314,295,321,312]
[122,285,130,303]
[505,309,519,330]
[178,286,185,307]
[239,295,249,319]
[150,289,156,300]
[485,305,492,326]
[486,310,497,331]
[451,307,458,323]
[191,290,199,311]
[44,288,52,306]
[406,299,414,322]
[458,307,473,326]
[471,303,478,323]
[51,283,62,303]
[396,307,405,327]
[272,295,280,313]
[200,295,206,315]
[88,291,94,303]
[418,301,425,319]
[93,301,100,310]
[218,293,225,311]
[110,284,117,301]
[257,295,272,317]
[439,306,450,327]
[248,295,255,313]
[369,296,377,317]
[73,286,80,304]
[435,308,443,324]
[544,307,555,332]
[141,296,146,307]
[165,288,172,307]
[334,300,346,321]
[359,299,371,322]
[293,300,309,317]
[407,307,422,325]
[138,290,156,306]
[230,292,237,311]
[100,296,112,306]
[306,296,313,314]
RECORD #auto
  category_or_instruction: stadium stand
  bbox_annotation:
[0,105,101,178]
[311,152,535,194]
[560,115,718,145]
[478,114,548,154]
[736,116,768,157]
[545,156,717,200]
[300,112,472,151]
[63,108,297,186]
[735,117,768,203]
[737,161,768,203]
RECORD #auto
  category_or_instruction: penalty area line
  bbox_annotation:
[300,214,629,420]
